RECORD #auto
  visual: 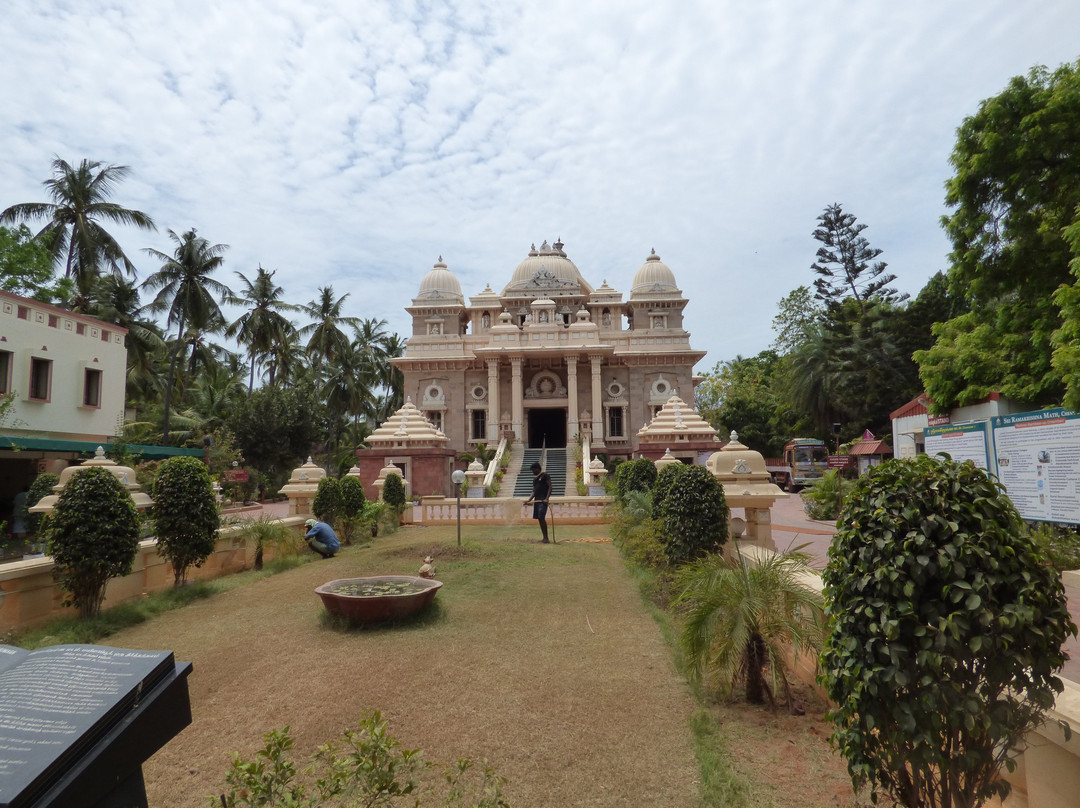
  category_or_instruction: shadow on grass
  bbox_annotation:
[317,599,446,634]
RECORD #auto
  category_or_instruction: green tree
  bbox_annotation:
[770,285,824,356]
[918,59,1080,411]
[821,455,1077,808]
[229,386,319,485]
[312,477,343,526]
[45,467,141,618]
[226,266,299,394]
[298,286,361,373]
[697,351,799,456]
[151,456,219,586]
[676,548,824,710]
[0,223,68,302]
[382,472,407,511]
[1052,211,1080,409]
[338,475,368,545]
[614,457,658,502]
[0,158,156,304]
[658,464,728,565]
[142,229,232,443]
[811,203,903,314]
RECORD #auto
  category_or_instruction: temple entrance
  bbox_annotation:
[527,408,567,448]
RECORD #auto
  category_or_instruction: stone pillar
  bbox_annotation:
[511,356,524,440]
[486,358,500,443]
[744,507,776,551]
[566,355,579,441]
[590,354,604,447]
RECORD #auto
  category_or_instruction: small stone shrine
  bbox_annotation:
[706,431,788,550]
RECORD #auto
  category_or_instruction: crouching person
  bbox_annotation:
[305,518,340,558]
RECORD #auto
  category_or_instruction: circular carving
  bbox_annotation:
[471,384,487,401]
[425,384,444,402]
[608,382,624,398]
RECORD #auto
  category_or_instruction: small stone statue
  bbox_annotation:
[418,556,436,578]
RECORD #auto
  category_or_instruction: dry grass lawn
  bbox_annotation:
[104,524,702,807]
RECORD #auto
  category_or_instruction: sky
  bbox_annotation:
[2,0,1079,374]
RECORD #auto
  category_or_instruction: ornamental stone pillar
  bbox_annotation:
[566,355,579,441]
[511,356,524,440]
[590,354,604,447]
[486,358,500,443]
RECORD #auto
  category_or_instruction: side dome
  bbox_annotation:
[415,257,464,303]
[503,239,594,295]
[630,249,679,296]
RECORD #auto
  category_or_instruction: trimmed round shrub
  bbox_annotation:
[26,472,59,537]
[820,455,1077,808]
[658,464,728,565]
[617,457,658,502]
[382,473,407,511]
[652,462,690,513]
[338,475,366,518]
[152,456,220,586]
[313,476,343,524]
[46,467,140,618]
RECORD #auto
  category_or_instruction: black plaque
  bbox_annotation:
[0,644,189,808]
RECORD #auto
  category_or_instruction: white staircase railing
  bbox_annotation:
[484,436,509,489]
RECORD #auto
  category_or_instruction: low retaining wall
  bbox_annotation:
[410,496,612,525]
[0,517,308,633]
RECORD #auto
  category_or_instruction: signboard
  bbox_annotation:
[223,469,249,483]
[827,455,853,469]
[990,408,1080,525]
[923,422,990,469]
[928,414,951,427]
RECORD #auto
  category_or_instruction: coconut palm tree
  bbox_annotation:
[0,158,156,305]
[142,229,232,443]
[226,266,299,394]
[675,547,824,712]
[298,286,361,373]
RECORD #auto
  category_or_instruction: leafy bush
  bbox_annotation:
[658,465,728,565]
[615,457,658,502]
[820,455,1078,808]
[799,470,855,520]
[152,456,220,586]
[26,472,59,537]
[1029,522,1080,571]
[382,473,407,511]
[652,462,690,513]
[217,711,509,808]
[313,477,343,525]
[45,467,140,618]
[337,476,368,545]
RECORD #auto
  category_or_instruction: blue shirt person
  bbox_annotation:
[305,519,340,558]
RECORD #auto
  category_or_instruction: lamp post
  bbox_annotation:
[451,469,466,547]
[833,423,843,519]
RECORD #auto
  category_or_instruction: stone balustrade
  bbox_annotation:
[411,496,612,525]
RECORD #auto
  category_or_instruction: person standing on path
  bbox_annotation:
[304,518,340,558]
[525,461,552,543]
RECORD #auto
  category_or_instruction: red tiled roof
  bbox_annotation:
[849,439,892,456]
[890,394,930,420]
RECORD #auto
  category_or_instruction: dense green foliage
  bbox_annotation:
[26,472,59,537]
[652,462,690,514]
[1054,214,1080,410]
[337,475,368,545]
[677,549,824,709]
[799,470,856,521]
[615,457,658,502]
[917,59,1080,410]
[229,386,320,486]
[312,477,343,525]
[45,467,141,618]
[0,223,67,302]
[658,465,728,565]
[152,456,220,586]
[382,472,407,511]
[821,455,1077,808]
[812,203,902,312]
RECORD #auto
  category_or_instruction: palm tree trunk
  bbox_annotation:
[162,316,186,443]
[745,635,766,704]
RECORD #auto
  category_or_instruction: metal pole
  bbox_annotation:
[456,483,462,547]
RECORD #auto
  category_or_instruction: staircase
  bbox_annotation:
[512,447,567,497]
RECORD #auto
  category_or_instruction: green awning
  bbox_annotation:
[0,436,203,459]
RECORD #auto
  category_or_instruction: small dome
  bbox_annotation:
[503,239,594,295]
[631,249,679,296]
[416,257,464,303]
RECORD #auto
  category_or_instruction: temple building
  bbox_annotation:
[392,239,706,458]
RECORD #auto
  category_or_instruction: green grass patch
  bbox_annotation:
[691,708,756,808]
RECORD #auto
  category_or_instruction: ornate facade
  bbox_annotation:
[392,240,706,456]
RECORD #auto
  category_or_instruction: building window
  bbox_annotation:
[76,322,85,335]
[607,406,625,439]
[84,368,102,407]
[471,409,487,441]
[29,357,52,401]
[17,306,29,320]
[426,410,444,431]
[0,351,11,394]
[48,314,59,328]
[101,328,111,342]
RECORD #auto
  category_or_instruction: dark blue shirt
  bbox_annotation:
[305,521,340,552]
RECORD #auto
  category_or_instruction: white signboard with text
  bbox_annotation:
[990,408,1080,525]
[923,422,990,469]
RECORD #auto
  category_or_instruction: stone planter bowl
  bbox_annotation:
[315,576,443,624]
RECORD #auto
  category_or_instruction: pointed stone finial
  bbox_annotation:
[729,430,738,443]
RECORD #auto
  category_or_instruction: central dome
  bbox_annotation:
[503,239,594,295]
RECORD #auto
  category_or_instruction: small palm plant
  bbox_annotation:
[675,547,825,712]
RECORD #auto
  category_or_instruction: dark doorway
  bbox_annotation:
[527,409,567,448]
